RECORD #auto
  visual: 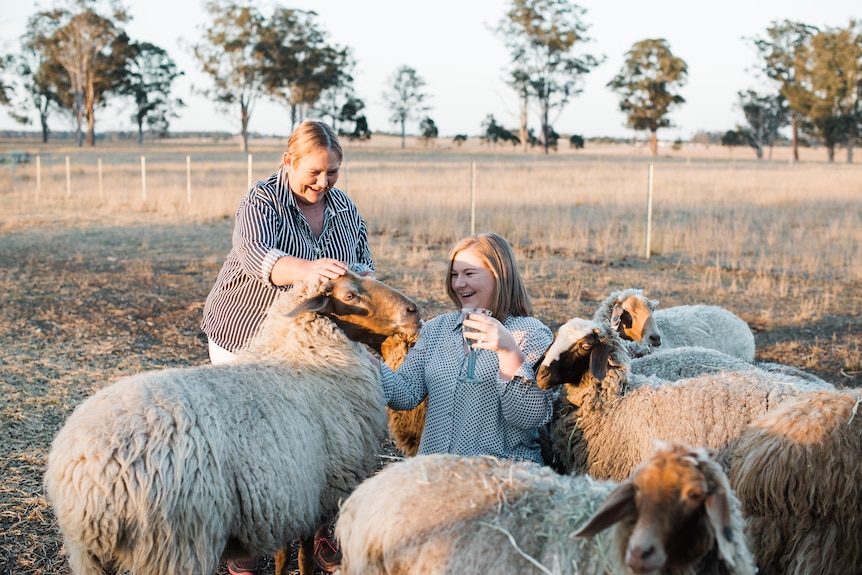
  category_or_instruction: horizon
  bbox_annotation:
[0,0,859,140]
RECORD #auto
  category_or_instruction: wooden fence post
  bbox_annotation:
[470,161,477,236]
[141,156,147,202]
[645,163,653,259]
[65,156,71,198]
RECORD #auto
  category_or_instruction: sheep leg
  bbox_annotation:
[297,536,315,575]
[274,544,290,575]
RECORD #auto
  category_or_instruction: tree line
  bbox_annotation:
[1,0,860,162]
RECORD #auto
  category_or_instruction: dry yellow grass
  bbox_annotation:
[0,136,860,575]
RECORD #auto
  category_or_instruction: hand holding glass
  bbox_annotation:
[459,308,492,384]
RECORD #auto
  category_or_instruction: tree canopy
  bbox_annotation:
[382,65,430,149]
[607,38,688,156]
[496,0,602,154]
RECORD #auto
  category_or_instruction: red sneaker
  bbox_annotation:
[226,557,260,575]
[314,536,342,573]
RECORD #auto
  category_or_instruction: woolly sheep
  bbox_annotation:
[728,388,862,575]
[43,271,422,575]
[535,317,833,479]
[594,289,755,362]
[334,442,756,575]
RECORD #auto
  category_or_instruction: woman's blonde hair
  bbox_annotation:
[284,120,343,166]
[445,233,534,320]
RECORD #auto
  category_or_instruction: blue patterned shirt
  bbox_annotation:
[382,311,554,463]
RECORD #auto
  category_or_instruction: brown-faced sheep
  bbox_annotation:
[43,272,421,575]
[535,317,833,478]
[334,442,755,575]
[728,388,862,575]
[594,289,755,361]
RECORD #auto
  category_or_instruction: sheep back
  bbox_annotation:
[654,305,754,362]
[728,388,862,575]
[45,354,385,574]
[630,346,752,380]
[335,453,621,575]
[553,368,831,480]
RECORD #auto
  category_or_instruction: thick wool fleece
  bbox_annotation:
[729,389,862,575]
[653,304,755,362]
[336,451,755,575]
[549,326,832,479]
[44,279,387,575]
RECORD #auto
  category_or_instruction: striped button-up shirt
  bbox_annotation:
[201,165,373,352]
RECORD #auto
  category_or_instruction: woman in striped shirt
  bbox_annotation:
[201,119,373,362]
[201,122,373,575]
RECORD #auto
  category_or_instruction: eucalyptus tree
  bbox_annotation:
[802,22,862,163]
[3,45,64,142]
[27,0,130,146]
[382,65,430,149]
[751,20,818,162]
[607,38,688,156]
[496,0,602,154]
[192,0,268,152]
[120,41,184,142]
[259,8,350,132]
[737,90,788,159]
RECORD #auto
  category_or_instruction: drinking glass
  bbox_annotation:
[459,307,492,384]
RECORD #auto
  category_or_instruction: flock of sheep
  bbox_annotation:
[43,276,860,575]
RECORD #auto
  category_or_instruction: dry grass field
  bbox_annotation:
[1,135,860,574]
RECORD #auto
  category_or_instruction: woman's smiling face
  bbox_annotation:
[285,147,341,206]
[450,246,495,311]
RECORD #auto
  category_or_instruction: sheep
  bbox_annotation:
[535,317,833,479]
[43,271,422,575]
[728,388,862,575]
[594,289,755,362]
[334,442,756,575]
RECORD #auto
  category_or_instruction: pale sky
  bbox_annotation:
[0,0,858,139]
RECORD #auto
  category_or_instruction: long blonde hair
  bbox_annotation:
[284,120,343,166]
[445,233,534,320]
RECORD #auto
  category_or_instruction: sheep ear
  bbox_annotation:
[610,304,624,329]
[287,294,333,317]
[705,489,736,565]
[575,480,636,538]
[589,341,610,382]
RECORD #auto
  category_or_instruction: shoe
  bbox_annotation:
[227,557,260,575]
[314,535,342,573]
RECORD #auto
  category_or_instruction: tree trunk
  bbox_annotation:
[400,116,406,149]
[40,113,49,144]
[827,144,835,163]
[241,104,249,153]
[791,116,799,162]
[519,94,528,153]
[137,118,144,144]
[649,130,658,156]
[75,91,85,147]
[848,123,855,164]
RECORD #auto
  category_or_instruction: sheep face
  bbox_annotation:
[535,318,610,390]
[575,442,737,575]
[612,293,661,347]
[288,271,422,351]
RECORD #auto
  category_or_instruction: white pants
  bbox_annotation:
[208,339,238,365]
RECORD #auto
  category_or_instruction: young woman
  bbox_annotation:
[381,232,554,464]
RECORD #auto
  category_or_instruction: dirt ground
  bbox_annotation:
[0,216,859,575]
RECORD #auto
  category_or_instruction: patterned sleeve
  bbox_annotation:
[497,318,555,429]
[380,323,433,410]
[231,182,283,284]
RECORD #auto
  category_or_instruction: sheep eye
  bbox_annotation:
[580,341,593,351]
[343,292,356,301]
[684,487,706,503]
